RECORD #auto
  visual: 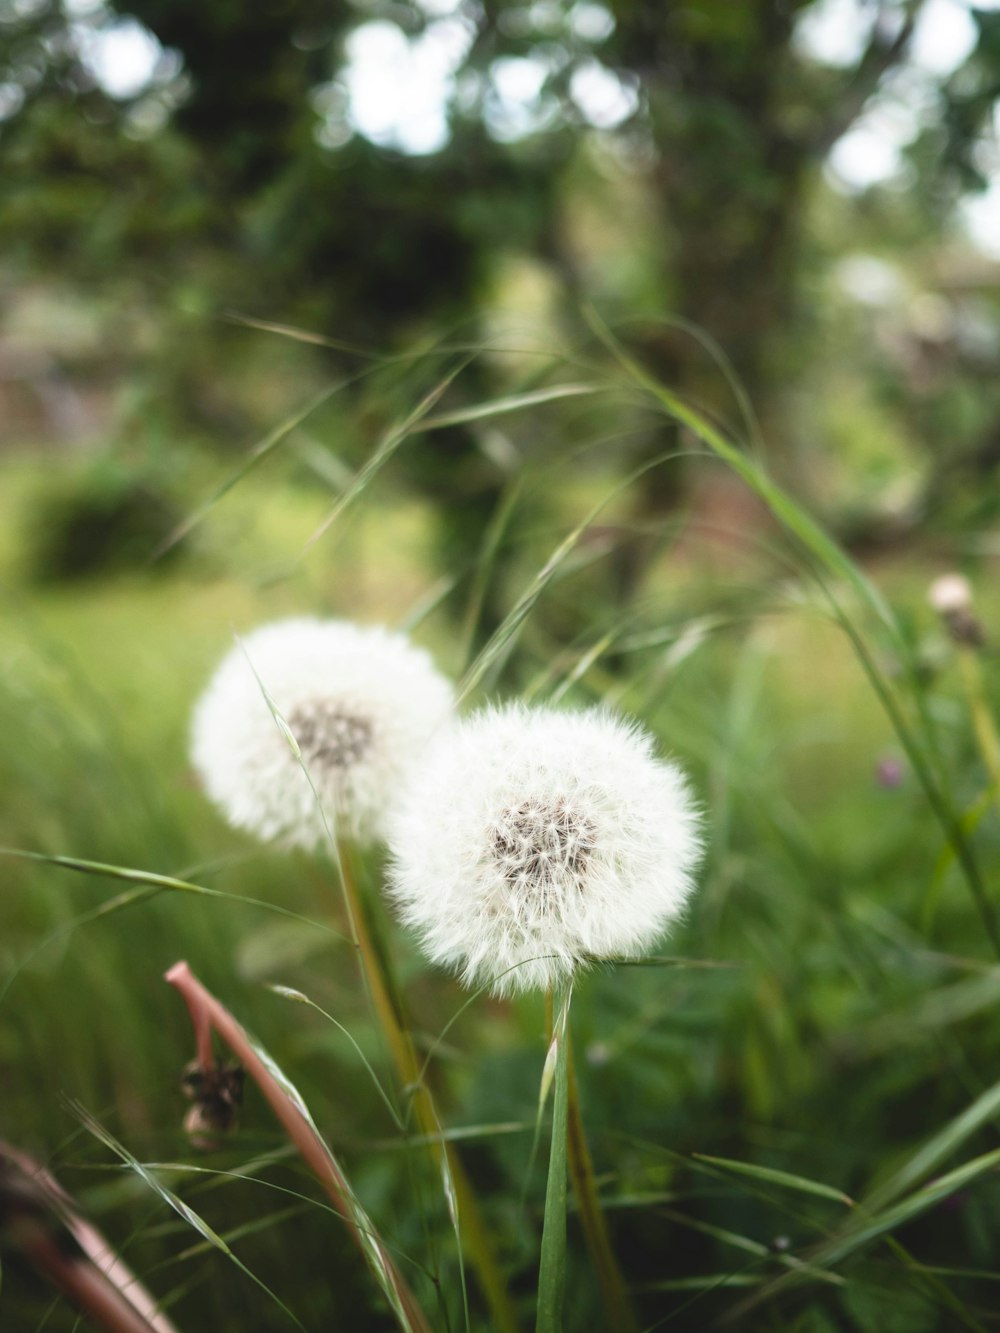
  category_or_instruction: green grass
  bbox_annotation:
[3,344,1000,1332]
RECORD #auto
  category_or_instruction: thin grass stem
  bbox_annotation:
[956,646,1000,817]
[334,841,521,1333]
[565,1037,639,1333]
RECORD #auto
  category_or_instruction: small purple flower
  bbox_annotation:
[875,755,905,789]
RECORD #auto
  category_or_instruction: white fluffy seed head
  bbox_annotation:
[928,573,973,615]
[191,618,455,848]
[387,702,703,995]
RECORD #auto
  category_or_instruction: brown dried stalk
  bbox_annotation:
[164,960,431,1333]
[0,1140,178,1333]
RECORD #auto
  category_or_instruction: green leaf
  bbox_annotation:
[691,1153,855,1206]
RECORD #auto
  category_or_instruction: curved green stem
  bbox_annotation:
[335,841,522,1333]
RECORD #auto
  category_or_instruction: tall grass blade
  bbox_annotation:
[584,307,1000,956]
[690,1154,854,1206]
[299,358,472,557]
[70,1103,306,1329]
[153,381,353,559]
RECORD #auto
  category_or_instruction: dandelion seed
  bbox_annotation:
[387,703,703,995]
[929,572,984,646]
[191,618,455,847]
[928,573,973,616]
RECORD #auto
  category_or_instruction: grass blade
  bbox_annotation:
[70,1104,305,1329]
[690,1154,854,1206]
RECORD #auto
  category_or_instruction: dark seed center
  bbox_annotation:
[491,798,595,893]
[287,702,372,770]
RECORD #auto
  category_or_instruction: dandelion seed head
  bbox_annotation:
[191,618,454,847]
[388,702,703,994]
[928,572,973,615]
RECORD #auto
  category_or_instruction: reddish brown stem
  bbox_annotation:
[1,1142,176,1333]
[165,960,431,1333]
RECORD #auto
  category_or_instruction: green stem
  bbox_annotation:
[537,985,572,1333]
[566,1040,639,1333]
[832,607,1000,959]
[335,841,522,1333]
[957,646,1000,818]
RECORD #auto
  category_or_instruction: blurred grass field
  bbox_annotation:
[3,367,1000,1333]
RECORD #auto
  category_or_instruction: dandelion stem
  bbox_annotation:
[537,984,572,1333]
[334,841,522,1333]
[165,961,432,1333]
[565,1038,639,1333]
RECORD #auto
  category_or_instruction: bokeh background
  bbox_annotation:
[5,1,1000,1329]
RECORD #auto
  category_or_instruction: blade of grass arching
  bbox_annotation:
[459,475,525,672]
[654,1208,844,1287]
[864,1070,1000,1214]
[623,313,766,458]
[267,984,404,1130]
[612,1135,837,1239]
[879,1235,988,1333]
[173,1204,307,1260]
[536,986,571,1333]
[0,848,232,895]
[724,1146,1000,1324]
[584,311,1000,956]
[830,604,1000,957]
[69,1104,307,1330]
[138,1163,342,1225]
[535,631,619,706]
[642,1274,762,1292]
[418,383,601,431]
[690,1155,854,1207]
[165,963,433,1333]
[370,1124,530,1151]
[220,312,387,359]
[854,967,1000,1055]
[922,790,994,931]
[398,575,461,635]
[458,447,688,703]
[0,848,341,1006]
[152,380,353,560]
[299,357,473,557]
[820,1145,1000,1269]
[584,307,896,631]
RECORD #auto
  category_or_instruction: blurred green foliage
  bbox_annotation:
[3,357,1000,1327]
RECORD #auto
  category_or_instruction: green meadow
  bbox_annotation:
[3,347,1000,1331]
